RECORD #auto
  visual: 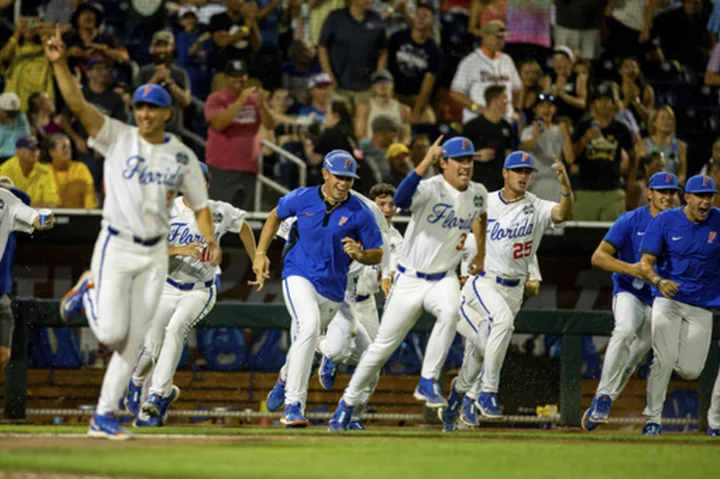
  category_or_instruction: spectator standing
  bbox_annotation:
[653,0,708,73]
[0,93,31,163]
[387,3,442,123]
[570,82,638,221]
[282,40,323,101]
[461,84,515,190]
[383,142,411,186]
[58,57,125,193]
[27,92,62,139]
[616,56,654,128]
[354,69,411,143]
[627,151,666,210]
[253,0,285,90]
[205,60,274,211]
[63,3,129,72]
[502,0,552,65]
[43,0,85,31]
[309,0,345,46]
[519,93,575,202]
[196,0,228,25]
[359,115,401,182]
[540,46,587,125]
[209,0,262,92]
[450,20,520,124]
[0,17,53,112]
[514,59,543,126]
[636,106,687,185]
[318,0,388,107]
[408,133,434,176]
[298,73,333,124]
[603,0,656,62]
[134,30,192,134]
[0,136,59,207]
[47,133,96,209]
[700,138,720,175]
[176,6,213,101]
[553,0,604,60]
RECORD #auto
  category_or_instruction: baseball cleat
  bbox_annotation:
[266,378,286,412]
[708,427,720,437]
[124,380,143,416]
[348,421,366,431]
[133,414,161,427]
[281,402,309,428]
[88,413,133,440]
[318,355,338,390]
[581,396,599,432]
[476,392,503,419]
[438,378,462,432]
[460,395,479,427]
[642,422,661,436]
[590,394,612,423]
[328,399,354,432]
[60,270,93,323]
[142,385,180,422]
[413,377,448,408]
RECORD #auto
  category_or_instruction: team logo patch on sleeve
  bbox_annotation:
[213,211,223,224]
[176,152,189,165]
[473,194,484,208]
[338,216,348,226]
[0,198,5,210]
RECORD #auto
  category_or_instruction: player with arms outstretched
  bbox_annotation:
[48,25,220,440]
[582,173,680,431]
[328,136,489,431]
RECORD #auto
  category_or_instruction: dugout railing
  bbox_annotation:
[4,300,720,429]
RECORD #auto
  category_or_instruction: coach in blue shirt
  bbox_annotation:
[582,172,680,431]
[638,174,720,436]
[0,186,30,378]
[251,150,383,428]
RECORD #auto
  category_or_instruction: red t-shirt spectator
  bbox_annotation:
[204,89,261,174]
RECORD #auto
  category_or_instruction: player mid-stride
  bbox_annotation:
[251,150,383,428]
[47,25,220,440]
[328,136,489,431]
[122,163,256,426]
[637,175,720,435]
[582,173,680,431]
[439,152,573,427]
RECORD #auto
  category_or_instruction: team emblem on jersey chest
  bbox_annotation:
[473,194,484,208]
[522,203,535,215]
[710,231,717,244]
[176,152,189,165]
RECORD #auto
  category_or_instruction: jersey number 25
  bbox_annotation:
[512,241,532,260]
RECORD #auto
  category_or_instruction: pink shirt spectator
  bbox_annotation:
[504,0,551,48]
[204,89,261,174]
[478,0,507,27]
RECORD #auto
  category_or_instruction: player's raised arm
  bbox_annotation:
[394,135,443,209]
[467,213,487,276]
[250,208,283,291]
[550,156,574,223]
[43,25,105,139]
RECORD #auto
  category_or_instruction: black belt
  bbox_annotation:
[356,294,371,302]
[107,226,163,247]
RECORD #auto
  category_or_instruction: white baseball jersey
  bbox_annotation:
[0,187,38,256]
[356,225,404,296]
[401,175,488,274]
[484,190,557,280]
[460,232,542,282]
[89,116,209,239]
[167,197,247,283]
[450,48,521,123]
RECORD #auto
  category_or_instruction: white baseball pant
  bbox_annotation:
[356,295,380,340]
[318,288,372,365]
[83,226,167,415]
[342,272,460,405]
[643,297,713,424]
[455,299,489,396]
[464,274,524,393]
[595,292,652,400]
[131,280,217,397]
[282,276,339,408]
[709,359,720,431]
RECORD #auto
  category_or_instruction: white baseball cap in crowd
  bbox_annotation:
[178,5,199,19]
[308,73,333,89]
[554,45,574,63]
[0,92,21,112]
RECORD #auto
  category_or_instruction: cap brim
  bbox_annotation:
[505,165,538,172]
[649,185,681,191]
[686,188,718,194]
[19,141,39,149]
[326,169,360,180]
[444,152,483,159]
[132,99,171,109]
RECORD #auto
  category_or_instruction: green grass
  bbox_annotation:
[0,426,718,479]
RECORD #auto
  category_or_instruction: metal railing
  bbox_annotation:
[255,140,307,212]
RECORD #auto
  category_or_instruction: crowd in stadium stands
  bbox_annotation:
[1,0,720,217]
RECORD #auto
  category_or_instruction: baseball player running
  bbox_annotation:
[251,150,383,428]
[124,164,256,426]
[48,26,219,440]
[582,172,681,431]
[637,174,720,435]
[440,152,573,425]
[328,136,488,431]
[0,178,55,378]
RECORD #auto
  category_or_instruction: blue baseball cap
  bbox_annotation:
[503,151,537,171]
[15,136,39,149]
[685,174,717,194]
[323,150,360,179]
[132,84,172,109]
[648,172,681,191]
[442,137,481,159]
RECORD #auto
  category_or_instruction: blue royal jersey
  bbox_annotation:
[640,206,720,308]
[276,186,383,302]
[602,206,655,306]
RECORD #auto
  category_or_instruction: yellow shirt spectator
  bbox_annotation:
[47,134,96,209]
[0,136,60,207]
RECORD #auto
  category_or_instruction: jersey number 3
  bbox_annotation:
[456,232,468,251]
[512,241,532,259]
